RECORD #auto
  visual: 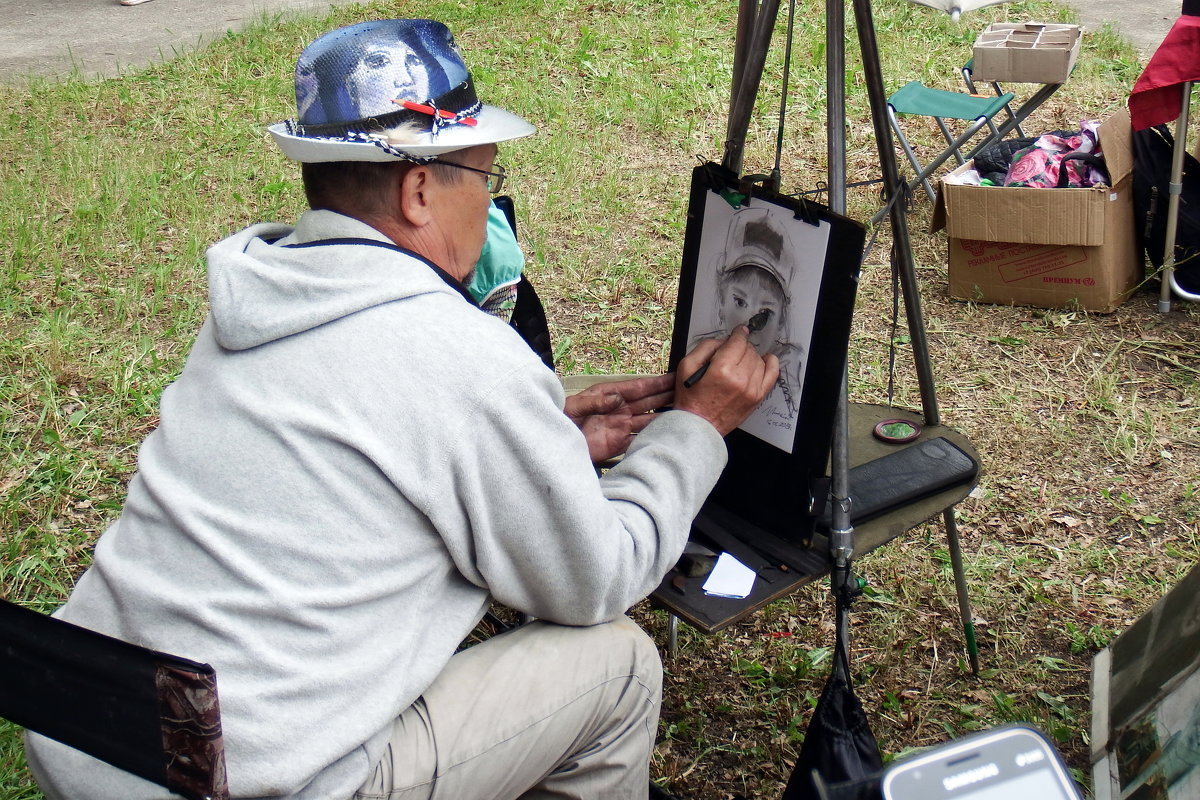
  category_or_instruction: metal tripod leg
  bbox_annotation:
[1158,81,1193,313]
[719,0,983,676]
[943,506,979,675]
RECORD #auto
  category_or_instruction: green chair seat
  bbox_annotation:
[885,80,1018,204]
[888,80,1014,121]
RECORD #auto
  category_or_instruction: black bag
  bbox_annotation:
[973,136,1038,184]
[493,195,555,369]
[781,600,883,800]
[1132,124,1200,293]
[973,131,1074,185]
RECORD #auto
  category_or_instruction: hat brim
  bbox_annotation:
[721,255,792,296]
[269,104,535,162]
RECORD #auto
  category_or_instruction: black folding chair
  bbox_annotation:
[493,194,554,371]
[0,599,229,800]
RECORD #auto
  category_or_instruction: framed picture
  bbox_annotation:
[1092,561,1200,800]
[669,162,864,545]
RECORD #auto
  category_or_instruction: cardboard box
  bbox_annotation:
[972,22,1081,84]
[931,109,1141,313]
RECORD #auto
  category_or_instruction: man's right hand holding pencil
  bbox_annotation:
[674,325,779,436]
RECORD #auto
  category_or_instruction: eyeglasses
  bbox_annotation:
[431,160,507,194]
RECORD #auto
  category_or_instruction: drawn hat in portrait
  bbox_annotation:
[269,19,535,162]
[720,205,795,300]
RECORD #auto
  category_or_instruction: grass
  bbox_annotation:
[2,0,1199,798]
[0,723,37,800]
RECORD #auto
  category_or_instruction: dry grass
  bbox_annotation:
[641,253,1199,797]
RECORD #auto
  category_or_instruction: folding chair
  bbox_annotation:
[0,599,229,800]
[493,194,554,370]
[961,58,1027,138]
[886,79,1016,202]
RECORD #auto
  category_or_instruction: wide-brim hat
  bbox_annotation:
[270,19,535,163]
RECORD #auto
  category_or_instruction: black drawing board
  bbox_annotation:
[669,162,864,546]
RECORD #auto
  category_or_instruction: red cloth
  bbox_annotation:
[1128,14,1200,131]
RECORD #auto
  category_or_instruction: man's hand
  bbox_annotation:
[564,374,674,463]
[673,326,779,436]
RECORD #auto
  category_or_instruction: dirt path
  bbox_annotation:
[1059,0,1180,58]
[0,0,359,85]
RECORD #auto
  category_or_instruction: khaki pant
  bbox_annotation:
[354,616,662,800]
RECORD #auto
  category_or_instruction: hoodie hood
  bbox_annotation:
[206,210,463,351]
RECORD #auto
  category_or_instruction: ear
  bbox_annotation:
[397,163,436,228]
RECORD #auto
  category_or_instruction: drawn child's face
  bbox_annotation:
[717,265,786,354]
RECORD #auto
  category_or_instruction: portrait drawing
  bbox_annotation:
[686,195,831,453]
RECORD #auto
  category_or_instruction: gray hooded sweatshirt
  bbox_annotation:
[26,210,727,799]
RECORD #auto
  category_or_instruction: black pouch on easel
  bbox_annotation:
[814,437,979,532]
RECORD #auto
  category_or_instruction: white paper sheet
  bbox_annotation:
[701,552,757,599]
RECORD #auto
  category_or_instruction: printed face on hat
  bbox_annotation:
[295,60,321,122]
[294,21,454,130]
[346,39,432,117]
[717,265,787,354]
[273,19,535,163]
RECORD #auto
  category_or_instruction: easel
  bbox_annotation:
[722,0,980,673]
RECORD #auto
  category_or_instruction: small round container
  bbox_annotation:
[872,418,922,444]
